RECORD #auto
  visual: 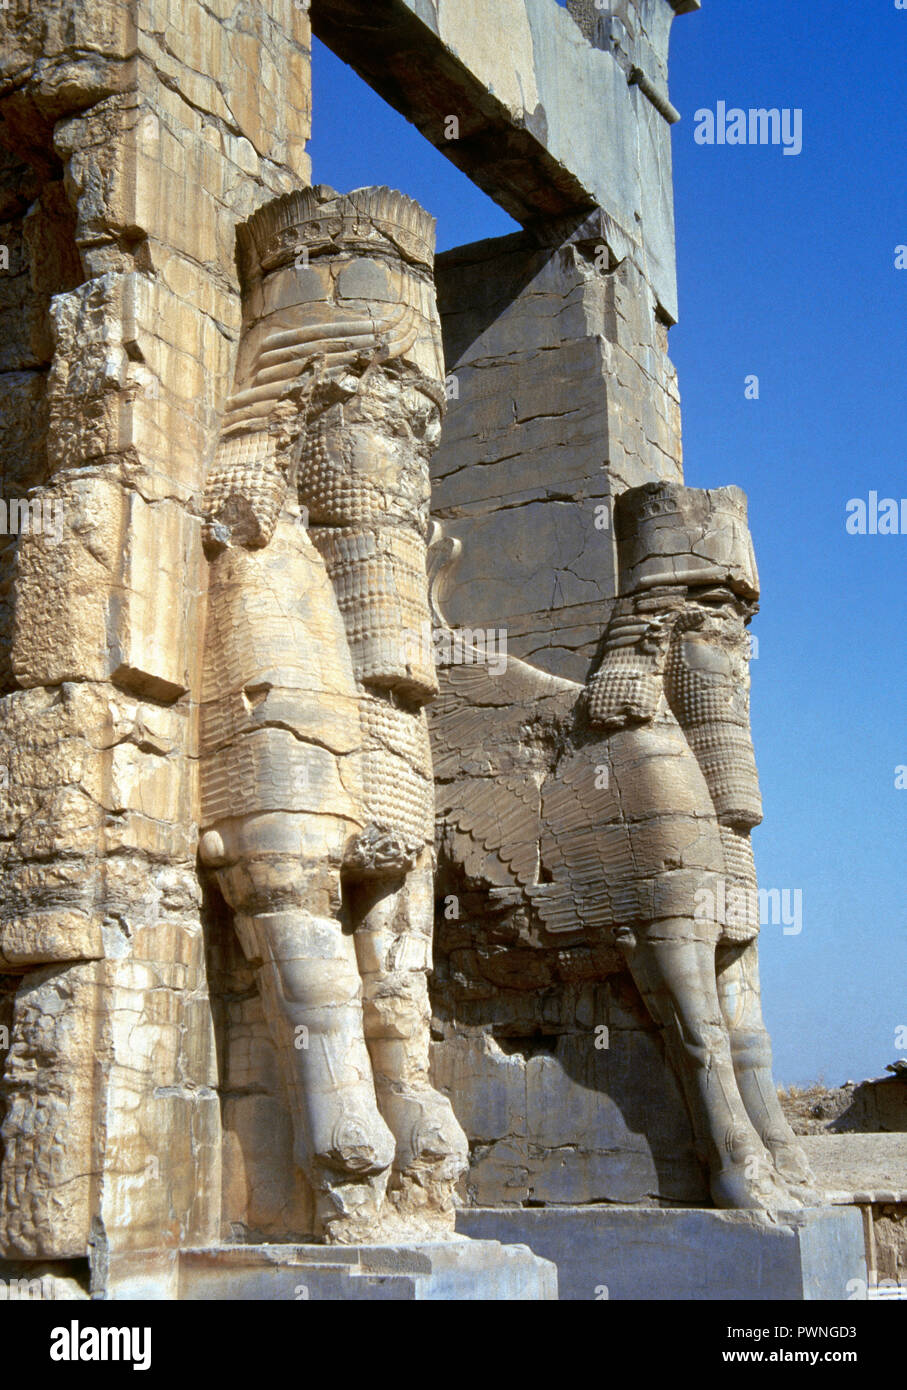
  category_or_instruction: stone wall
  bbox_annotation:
[433,222,682,683]
[426,62,690,1204]
[430,970,706,1208]
[0,0,311,1263]
[1,0,709,1263]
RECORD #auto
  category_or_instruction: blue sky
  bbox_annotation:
[309,2,906,1086]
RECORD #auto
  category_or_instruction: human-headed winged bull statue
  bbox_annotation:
[430,481,816,1211]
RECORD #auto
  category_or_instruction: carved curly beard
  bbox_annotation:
[665,608,762,830]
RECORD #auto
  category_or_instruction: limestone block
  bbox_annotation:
[438,243,593,368]
[98,1019,221,1250]
[0,0,135,120]
[458,1207,868,1301]
[0,683,197,929]
[135,30,233,131]
[42,268,231,499]
[0,913,103,972]
[430,1034,527,1143]
[137,146,221,264]
[43,906,219,1256]
[0,961,105,1259]
[221,1003,281,1097]
[222,1093,314,1242]
[54,94,145,250]
[527,1042,623,1149]
[175,1239,557,1302]
[527,1149,663,1206]
[111,490,205,701]
[124,0,312,177]
[431,1014,705,1207]
[464,1138,534,1206]
[432,497,609,645]
[434,233,684,680]
[11,474,203,698]
[12,476,124,686]
[45,277,134,469]
[435,0,539,121]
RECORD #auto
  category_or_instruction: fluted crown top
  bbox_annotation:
[615,481,760,600]
[239,184,437,278]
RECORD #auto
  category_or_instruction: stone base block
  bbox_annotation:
[456,1206,868,1301]
[3,1240,557,1300]
[175,1240,556,1301]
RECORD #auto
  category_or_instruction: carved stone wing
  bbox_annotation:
[430,653,580,889]
[528,750,632,934]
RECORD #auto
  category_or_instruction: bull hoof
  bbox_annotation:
[711,1160,802,1211]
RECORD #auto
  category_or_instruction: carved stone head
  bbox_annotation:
[588,481,762,828]
[204,185,447,702]
[204,185,445,548]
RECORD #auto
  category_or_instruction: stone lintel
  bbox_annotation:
[310,0,697,319]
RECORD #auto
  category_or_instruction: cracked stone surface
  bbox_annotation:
[0,0,837,1294]
[0,0,311,1263]
[429,482,815,1214]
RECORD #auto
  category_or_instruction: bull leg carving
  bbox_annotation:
[718,940,817,1197]
[201,814,395,1242]
[352,853,468,1233]
[616,921,796,1209]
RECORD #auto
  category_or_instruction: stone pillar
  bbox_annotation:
[433,223,682,683]
[199,184,467,1245]
[0,0,311,1277]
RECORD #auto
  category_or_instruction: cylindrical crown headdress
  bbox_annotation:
[588,482,760,730]
[238,184,438,278]
[204,185,445,552]
[614,482,759,601]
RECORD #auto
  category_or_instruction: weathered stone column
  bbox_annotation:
[0,0,311,1289]
[199,185,468,1244]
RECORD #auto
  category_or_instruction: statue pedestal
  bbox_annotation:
[93,1240,557,1300]
[456,1206,868,1301]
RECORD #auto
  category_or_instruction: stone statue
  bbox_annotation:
[432,481,816,1211]
[198,185,468,1244]
[5,0,865,1302]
